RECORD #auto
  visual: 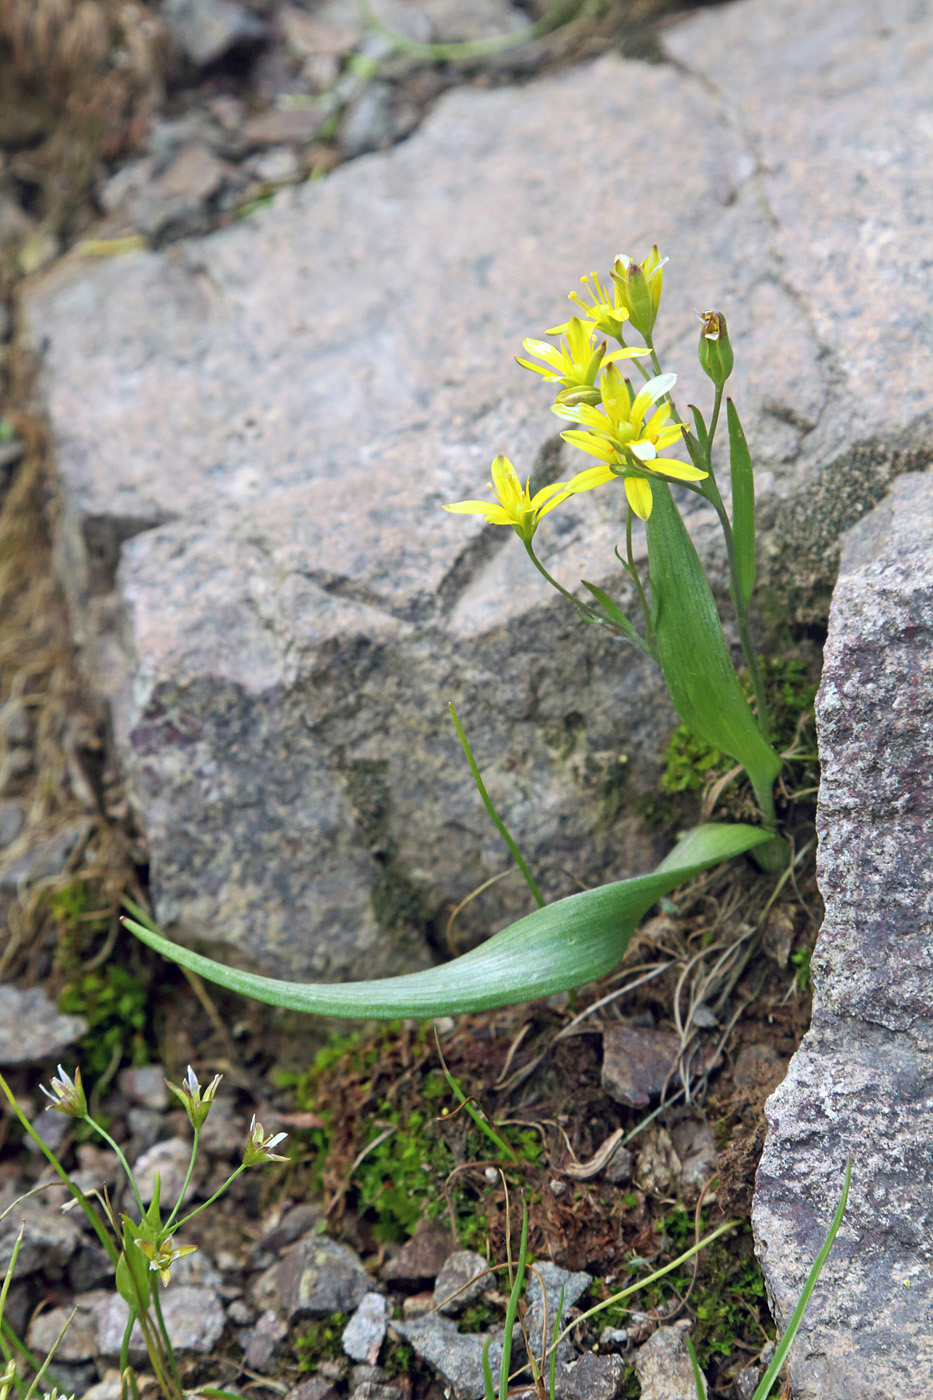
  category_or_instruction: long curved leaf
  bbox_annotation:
[123,823,772,1021]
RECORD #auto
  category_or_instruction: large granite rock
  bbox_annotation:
[753,471,933,1400]
[23,0,933,978]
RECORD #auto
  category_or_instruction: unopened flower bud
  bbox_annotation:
[610,247,666,340]
[697,310,734,387]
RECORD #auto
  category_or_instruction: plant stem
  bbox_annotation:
[162,1127,199,1233]
[86,1120,146,1218]
[170,1165,247,1233]
[625,505,655,652]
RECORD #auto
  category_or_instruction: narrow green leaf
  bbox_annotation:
[690,404,709,453]
[727,399,756,606]
[645,483,780,802]
[684,1333,707,1398]
[751,1158,852,1400]
[582,580,644,649]
[499,1203,529,1399]
[122,823,772,1022]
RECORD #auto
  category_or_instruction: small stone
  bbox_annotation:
[433,1250,490,1315]
[671,1119,718,1193]
[384,1219,451,1283]
[633,1324,705,1400]
[602,1026,681,1107]
[0,1193,82,1277]
[285,1379,339,1400]
[598,1325,630,1352]
[401,1291,434,1318]
[524,1262,592,1366]
[252,1235,372,1320]
[339,83,417,160]
[227,1298,254,1324]
[132,1136,198,1206]
[120,1063,170,1109]
[0,801,27,849]
[27,1291,108,1362]
[392,1313,504,1400]
[242,1308,288,1369]
[602,1144,634,1184]
[0,705,30,745]
[552,1351,626,1399]
[80,1371,124,1400]
[635,1127,681,1197]
[242,105,325,150]
[247,147,302,184]
[97,1284,226,1355]
[155,142,228,204]
[162,0,267,67]
[732,1042,781,1092]
[343,1292,388,1364]
[0,819,92,890]
[0,985,87,1067]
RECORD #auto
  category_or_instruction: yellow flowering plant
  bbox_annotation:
[124,246,787,1024]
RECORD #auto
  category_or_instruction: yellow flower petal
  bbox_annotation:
[625,476,654,519]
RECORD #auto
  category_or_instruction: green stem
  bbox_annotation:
[149,1286,183,1398]
[523,538,598,619]
[0,1075,119,1267]
[624,506,655,654]
[448,702,544,910]
[170,1165,247,1234]
[162,1127,199,1234]
[86,1120,146,1218]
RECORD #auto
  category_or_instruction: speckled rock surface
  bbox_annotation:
[24,0,933,978]
[752,471,933,1399]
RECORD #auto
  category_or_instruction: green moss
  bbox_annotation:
[58,966,149,1080]
[294,1313,349,1372]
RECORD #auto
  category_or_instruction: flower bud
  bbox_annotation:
[697,310,734,387]
[165,1065,222,1130]
[610,247,666,340]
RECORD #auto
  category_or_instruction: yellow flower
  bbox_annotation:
[610,246,667,340]
[516,317,646,406]
[555,365,705,520]
[445,454,614,543]
[562,269,634,342]
[136,1237,198,1287]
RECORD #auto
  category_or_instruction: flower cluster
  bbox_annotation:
[446,248,706,529]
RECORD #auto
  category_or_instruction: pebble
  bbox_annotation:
[161,0,268,68]
[120,1063,170,1110]
[0,800,26,849]
[96,1284,226,1355]
[633,1323,706,1400]
[0,984,87,1068]
[343,1292,388,1364]
[432,1249,491,1315]
[132,1136,198,1206]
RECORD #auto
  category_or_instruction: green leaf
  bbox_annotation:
[727,399,756,607]
[689,405,709,453]
[645,482,781,805]
[582,580,644,650]
[122,823,772,1022]
[116,1217,150,1310]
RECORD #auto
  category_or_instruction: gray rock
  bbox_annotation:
[252,1234,373,1319]
[671,1119,717,1194]
[752,471,933,1399]
[433,1249,491,1315]
[524,1260,592,1365]
[0,985,87,1067]
[132,1136,198,1206]
[241,1307,288,1369]
[601,1026,681,1108]
[553,1350,626,1399]
[161,0,267,67]
[383,1218,451,1283]
[120,1063,170,1109]
[27,1290,109,1362]
[285,1379,340,1400]
[339,82,418,159]
[96,1283,226,1355]
[25,0,933,981]
[633,1324,706,1400]
[0,1192,82,1277]
[392,1313,504,1400]
[343,1292,388,1364]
